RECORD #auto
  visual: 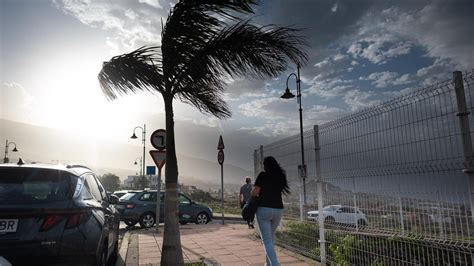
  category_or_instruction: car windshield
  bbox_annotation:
[0,167,74,204]
[120,192,138,200]
[323,206,339,212]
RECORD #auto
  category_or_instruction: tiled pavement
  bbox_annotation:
[124,223,318,266]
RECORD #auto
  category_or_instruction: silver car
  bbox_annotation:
[307,205,368,226]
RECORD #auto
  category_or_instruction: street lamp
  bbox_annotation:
[4,140,19,163]
[131,124,146,188]
[280,64,307,212]
[134,157,143,176]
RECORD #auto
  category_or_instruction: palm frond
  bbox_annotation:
[171,20,308,118]
[161,1,257,89]
[98,46,164,100]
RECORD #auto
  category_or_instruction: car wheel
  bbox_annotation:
[124,220,137,227]
[195,212,209,224]
[179,221,188,225]
[139,212,155,228]
[357,219,366,227]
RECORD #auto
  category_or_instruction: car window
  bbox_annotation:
[340,207,355,213]
[139,192,155,201]
[179,194,191,204]
[0,168,73,204]
[93,176,108,201]
[85,174,102,202]
[323,206,338,212]
[81,178,94,200]
[121,192,137,200]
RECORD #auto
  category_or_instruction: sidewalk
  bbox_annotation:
[119,222,318,266]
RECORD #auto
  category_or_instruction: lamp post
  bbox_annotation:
[3,140,18,163]
[281,64,307,219]
[131,124,146,188]
[134,157,143,177]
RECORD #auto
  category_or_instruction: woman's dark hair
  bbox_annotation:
[263,156,290,194]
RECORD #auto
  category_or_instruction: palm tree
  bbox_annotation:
[98,1,307,264]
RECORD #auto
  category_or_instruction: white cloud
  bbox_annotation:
[0,82,34,121]
[348,2,473,69]
[343,89,380,112]
[53,0,170,53]
[138,0,162,9]
[360,71,399,88]
[360,71,417,88]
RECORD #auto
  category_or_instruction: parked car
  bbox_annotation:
[307,205,368,226]
[112,189,139,199]
[0,163,121,265]
[117,190,213,228]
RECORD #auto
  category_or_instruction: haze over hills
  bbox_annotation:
[0,119,253,187]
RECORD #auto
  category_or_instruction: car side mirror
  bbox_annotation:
[109,194,120,204]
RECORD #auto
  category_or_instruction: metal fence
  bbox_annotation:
[254,71,474,265]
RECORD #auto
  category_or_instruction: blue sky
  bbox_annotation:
[1,0,473,170]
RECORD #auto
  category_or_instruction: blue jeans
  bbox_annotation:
[256,207,283,266]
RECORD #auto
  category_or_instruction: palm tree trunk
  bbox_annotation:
[161,95,184,265]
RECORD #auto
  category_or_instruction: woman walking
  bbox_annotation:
[251,156,290,266]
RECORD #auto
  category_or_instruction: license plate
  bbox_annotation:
[0,219,18,233]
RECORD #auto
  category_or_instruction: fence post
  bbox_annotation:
[398,184,405,235]
[314,125,326,264]
[453,71,474,223]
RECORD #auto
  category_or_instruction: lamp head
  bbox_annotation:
[130,133,138,139]
[134,160,138,165]
[17,158,25,166]
[12,147,18,152]
[280,88,295,99]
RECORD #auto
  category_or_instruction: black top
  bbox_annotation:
[255,171,284,209]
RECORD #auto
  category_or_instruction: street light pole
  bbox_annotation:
[131,124,146,188]
[281,64,307,220]
[3,139,19,163]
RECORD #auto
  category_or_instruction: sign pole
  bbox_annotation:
[156,168,162,233]
[221,162,224,225]
[149,128,167,233]
[217,136,225,225]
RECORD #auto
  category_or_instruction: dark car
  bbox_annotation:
[0,163,120,265]
[117,190,213,228]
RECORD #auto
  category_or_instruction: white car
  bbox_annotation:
[307,205,368,226]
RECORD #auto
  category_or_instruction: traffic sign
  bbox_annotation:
[146,166,156,175]
[149,150,166,169]
[217,135,224,150]
[217,150,224,165]
[150,129,166,150]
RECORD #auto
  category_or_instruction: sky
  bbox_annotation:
[1,0,473,175]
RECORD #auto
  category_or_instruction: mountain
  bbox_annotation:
[0,119,252,186]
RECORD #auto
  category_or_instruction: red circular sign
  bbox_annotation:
[217,150,224,165]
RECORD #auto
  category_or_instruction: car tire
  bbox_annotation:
[357,219,367,227]
[179,221,188,225]
[124,220,137,227]
[195,212,210,224]
[139,212,155,228]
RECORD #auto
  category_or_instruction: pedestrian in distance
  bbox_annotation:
[240,176,254,228]
[251,156,290,266]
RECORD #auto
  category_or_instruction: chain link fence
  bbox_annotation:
[254,71,474,265]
